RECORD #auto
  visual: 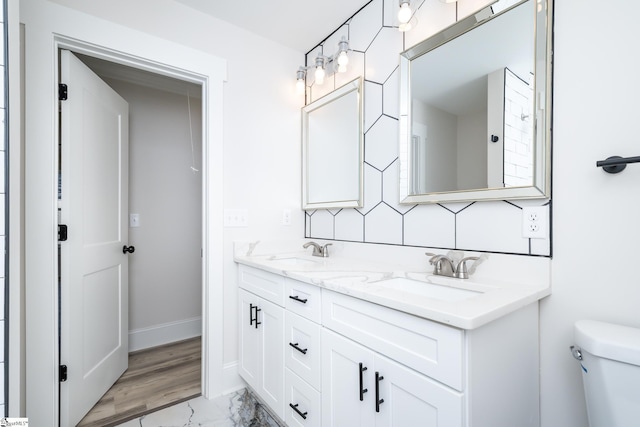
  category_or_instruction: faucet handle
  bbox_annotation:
[425,252,440,264]
[321,243,332,258]
[454,256,479,279]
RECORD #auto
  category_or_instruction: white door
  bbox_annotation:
[59,50,130,427]
[322,329,375,427]
[374,355,463,427]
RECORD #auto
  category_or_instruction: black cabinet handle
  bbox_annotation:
[289,342,308,355]
[249,304,261,328]
[359,362,368,401]
[254,306,261,329]
[289,295,308,304]
[249,303,256,326]
[375,371,384,413]
[289,403,308,420]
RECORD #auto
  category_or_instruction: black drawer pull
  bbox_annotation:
[289,342,308,355]
[289,295,308,304]
[359,362,368,401]
[289,403,308,420]
[375,371,384,413]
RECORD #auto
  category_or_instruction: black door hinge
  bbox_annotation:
[58,224,68,241]
[59,83,68,101]
[59,365,68,382]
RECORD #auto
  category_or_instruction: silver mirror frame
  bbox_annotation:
[398,0,553,204]
[302,77,364,210]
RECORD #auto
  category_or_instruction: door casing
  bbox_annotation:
[22,6,227,423]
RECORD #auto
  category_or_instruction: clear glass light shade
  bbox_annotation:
[296,78,306,95]
[315,66,325,84]
[337,51,349,67]
[398,2,412,24]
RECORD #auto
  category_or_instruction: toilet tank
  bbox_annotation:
[574,320,640,427]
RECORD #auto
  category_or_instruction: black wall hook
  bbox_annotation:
[596,155,640,174]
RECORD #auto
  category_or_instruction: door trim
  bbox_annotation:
[22,5,227,423]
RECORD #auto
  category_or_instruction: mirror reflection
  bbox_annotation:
[302,77,363,209]
[399,0,551,203]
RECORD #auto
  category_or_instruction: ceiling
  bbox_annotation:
[173,0,369,52]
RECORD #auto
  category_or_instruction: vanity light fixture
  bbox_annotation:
[296,67,306,95]
[398,1,413,23]
[295,37,351,94]
[314,55,326,85]
[398,0,418,32]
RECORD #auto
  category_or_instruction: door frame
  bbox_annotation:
[22,3,227,424]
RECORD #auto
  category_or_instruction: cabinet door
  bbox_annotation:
[374,355,463,427]
[258,296,285,419]
[322,329,375,427]
[238,289,260,390]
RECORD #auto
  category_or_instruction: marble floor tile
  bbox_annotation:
[114,389,282,427]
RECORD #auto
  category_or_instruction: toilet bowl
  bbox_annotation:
[573,320,640,427]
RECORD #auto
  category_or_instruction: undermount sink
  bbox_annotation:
[268,256,318,266]
[373,277,482,302]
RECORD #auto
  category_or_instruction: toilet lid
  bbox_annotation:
[574,319,640,366]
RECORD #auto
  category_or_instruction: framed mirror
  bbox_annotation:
[399,0,552,204]
[302,77,363,210]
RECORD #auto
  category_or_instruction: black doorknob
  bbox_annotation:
[123,245,135,254]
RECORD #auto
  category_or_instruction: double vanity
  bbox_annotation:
[235,240,550,427]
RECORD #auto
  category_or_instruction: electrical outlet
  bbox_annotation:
[522,206,548,239]
[282,209,292,226]
[224,209,249,227]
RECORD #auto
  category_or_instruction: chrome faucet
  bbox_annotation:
[303,241,332,257]
[426,253,479,279]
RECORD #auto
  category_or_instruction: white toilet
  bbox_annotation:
[573,319,640,427]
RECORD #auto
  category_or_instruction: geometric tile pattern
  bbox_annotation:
[304,0,551,256]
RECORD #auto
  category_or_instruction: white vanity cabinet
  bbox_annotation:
[322,328,462,427]
[237,264,540,427]
[321,290,540,427]
[238,266,286,420]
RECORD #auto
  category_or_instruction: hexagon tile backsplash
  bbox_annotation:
[303,0,551,257]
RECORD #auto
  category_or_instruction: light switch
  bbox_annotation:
[129,213,140,228]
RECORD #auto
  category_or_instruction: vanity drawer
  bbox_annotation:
[238,265,285,306]
[321,289,464,390]
[285,311,322,390]
[285,368,321,427]
[285,278,322,323]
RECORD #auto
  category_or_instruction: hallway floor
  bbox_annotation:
[77,337,201,426]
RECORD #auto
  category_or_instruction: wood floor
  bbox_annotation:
[77,337,202,427]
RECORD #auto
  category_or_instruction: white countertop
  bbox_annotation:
[234,240,551,330]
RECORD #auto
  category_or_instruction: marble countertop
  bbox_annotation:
[234,240,551,330]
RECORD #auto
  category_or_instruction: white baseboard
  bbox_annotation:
[222,361,244,395]
[129,317,202,352]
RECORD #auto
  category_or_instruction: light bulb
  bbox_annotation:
[296,78,305,95]
[315,66,325,85]
[337,51,349,67]
[398,2,412,24]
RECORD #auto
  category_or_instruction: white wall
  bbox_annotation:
[413,100,457,192]
[457,110,487,190]
[541,0,640,426]
[18,0,303,422]
[105,78,203,350]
